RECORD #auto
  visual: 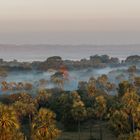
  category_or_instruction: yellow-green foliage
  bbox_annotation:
[32,108,61,140]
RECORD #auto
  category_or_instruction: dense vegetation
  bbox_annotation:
[0,55,140,72]
[0,55,140,139]
[0,73,140,140]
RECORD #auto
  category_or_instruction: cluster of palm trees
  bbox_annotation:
[1,81,33,92]
[0,75,140,140]
[0,104,24,140]
[0,92,61,140]
[109,85,140,139]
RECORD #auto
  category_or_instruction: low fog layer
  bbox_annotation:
[1,66,137,92]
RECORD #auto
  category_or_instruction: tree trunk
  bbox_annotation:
[29,114,32,140]
[99,117,103,140]
[131,116,135,133]
[90,125,92,138]
[78,121,81,140]
[89,122,93,139]
[129,113,135,133]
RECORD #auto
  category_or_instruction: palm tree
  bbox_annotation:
[0,104,24,140]
[36,89,51,108]
[122,91,140,132]
[118,81,133,97]
[13,101,37,120]
[87,77,97,97]
[95,96,107,140]
[86,107,95,139]
[13,101,37,139]
[128,129,140,140]
[71,91,87,140]
[32,108,61,140]
[51,75,64,90]
[134,104,140,129]
[128,65,137,83]
[109,110,130,136]
[109,90,140,137]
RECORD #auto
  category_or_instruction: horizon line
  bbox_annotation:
[0,43,140,46]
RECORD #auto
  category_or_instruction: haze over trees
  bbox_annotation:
[0,55,140,139]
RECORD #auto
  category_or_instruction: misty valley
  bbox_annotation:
[0,66,139,94]
[1,54,140,140]
[1,0,140,139]
[0,55,140,94]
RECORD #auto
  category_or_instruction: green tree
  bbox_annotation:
[13,101,37,139]
[122,91,140,132]
[0,104,24,140]
[109,110,130,136]
[128,130,140,140]
[95,96,107,140]
[32,108,61,140]
[36,89,51,108]
[118,81,134,97]
[71,91,87,140]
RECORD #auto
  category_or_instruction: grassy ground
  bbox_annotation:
[58,121,117,140]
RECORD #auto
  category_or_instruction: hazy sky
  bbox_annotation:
[0,0,140,44]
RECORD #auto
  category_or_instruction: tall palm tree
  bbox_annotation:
[95,96,107,140]
[13,101,37,119]
[32,108,61,140]
[122,91,140,132]
[71,91,87,140]
[109,110,130,135]
[13,101,37,139]
[36,89,51,108]
[0,104,24,140]
[86,107,95,139]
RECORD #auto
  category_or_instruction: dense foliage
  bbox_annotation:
[0,73,140,140]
